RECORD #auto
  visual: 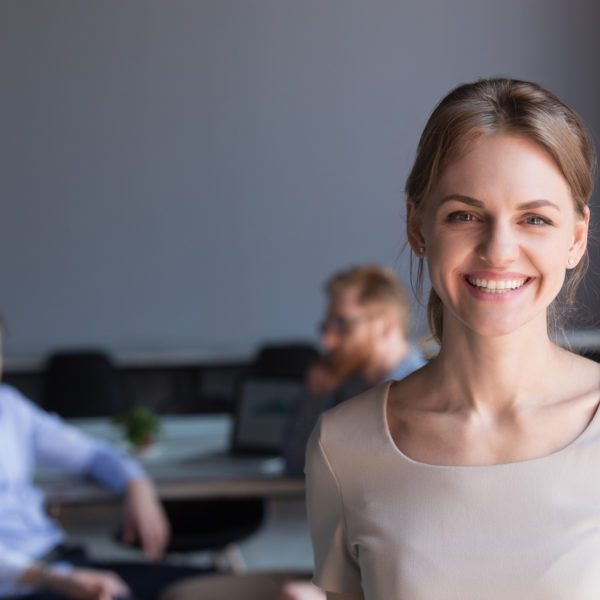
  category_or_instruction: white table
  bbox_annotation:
[35,415,305,506]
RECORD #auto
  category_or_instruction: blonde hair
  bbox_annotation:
[326,264,411,334]
[405,78,597,343]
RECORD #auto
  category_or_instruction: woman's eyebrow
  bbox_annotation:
[517,199,561,212]
[439,195,561,212]
[439,194,483,207]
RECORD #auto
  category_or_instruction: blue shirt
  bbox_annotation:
[385,346,428,382]
[0,384,146,596]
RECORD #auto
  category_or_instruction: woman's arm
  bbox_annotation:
[306,422,363,598]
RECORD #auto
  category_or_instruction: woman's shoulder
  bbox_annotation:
[316,382,390,442]
[562,350,600,407]
[307,382,394,477]
[570,349,600,370]
[387,361,435,411]
[559,347,600,390]
[326,381,389,416]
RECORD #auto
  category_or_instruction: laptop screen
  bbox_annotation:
[232,378,304,456]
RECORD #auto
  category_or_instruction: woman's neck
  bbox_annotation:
[431,316,562,415]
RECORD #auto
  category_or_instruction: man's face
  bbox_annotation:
[319,286,381,376]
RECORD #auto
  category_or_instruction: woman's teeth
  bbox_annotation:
[467,277,528,293]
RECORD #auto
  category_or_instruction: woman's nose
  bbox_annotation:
[477,220,519,266]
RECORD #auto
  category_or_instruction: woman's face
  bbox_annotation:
[408,133,589,338]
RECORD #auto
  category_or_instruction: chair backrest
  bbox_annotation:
[42,350,131,418]
[251,342,319,380]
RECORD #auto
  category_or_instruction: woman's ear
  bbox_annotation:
[406,198,426,255]
[569,205,590,267]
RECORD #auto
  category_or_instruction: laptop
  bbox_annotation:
[166,377,304,477]
[230,377,304,457]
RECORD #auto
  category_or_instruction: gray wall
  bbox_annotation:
[2,0,599,359]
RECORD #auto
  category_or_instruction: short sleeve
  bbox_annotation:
[305,417,362,594]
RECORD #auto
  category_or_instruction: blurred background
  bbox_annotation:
[2,0,599,366]
[2,0,600,585]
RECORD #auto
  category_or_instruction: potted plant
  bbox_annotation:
[113,405,160,451]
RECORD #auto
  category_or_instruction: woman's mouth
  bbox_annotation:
[465,276,530,294]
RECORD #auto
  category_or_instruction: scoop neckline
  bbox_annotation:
[380,380,600,470]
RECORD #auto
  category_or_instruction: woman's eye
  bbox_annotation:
[524,215,552,226]
[447,211,476,222]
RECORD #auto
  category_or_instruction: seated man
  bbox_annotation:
[0,323,206,600]
[283,264,426,477]
[277,266,426,600]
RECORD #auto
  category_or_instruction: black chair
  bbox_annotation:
[42,350,132,418]
[160,499,265,552]
[251,342,320,380]
[117,497,265,572]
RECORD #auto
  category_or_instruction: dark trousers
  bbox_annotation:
[12,545,211,600]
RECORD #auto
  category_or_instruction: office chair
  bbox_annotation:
[118,497,265,572]
[42,350,132,418]
[251,342,320,380]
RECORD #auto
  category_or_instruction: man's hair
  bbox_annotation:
[325,264,411,333]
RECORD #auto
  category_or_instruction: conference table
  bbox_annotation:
[35,414,305,508]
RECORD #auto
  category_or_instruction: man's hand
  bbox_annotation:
[305,361,344,397]
[21,564,132,600]
[56,567,132,600]
[305,349,369,397]
[121,478,170,561]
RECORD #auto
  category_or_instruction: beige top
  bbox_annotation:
[306,381,600,600]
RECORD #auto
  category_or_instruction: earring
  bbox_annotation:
[568,257,575,266]
[418,246,425,256]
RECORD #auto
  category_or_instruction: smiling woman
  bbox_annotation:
[410,133,589,338]
[406,79,595,343]
[305,79,600,600]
